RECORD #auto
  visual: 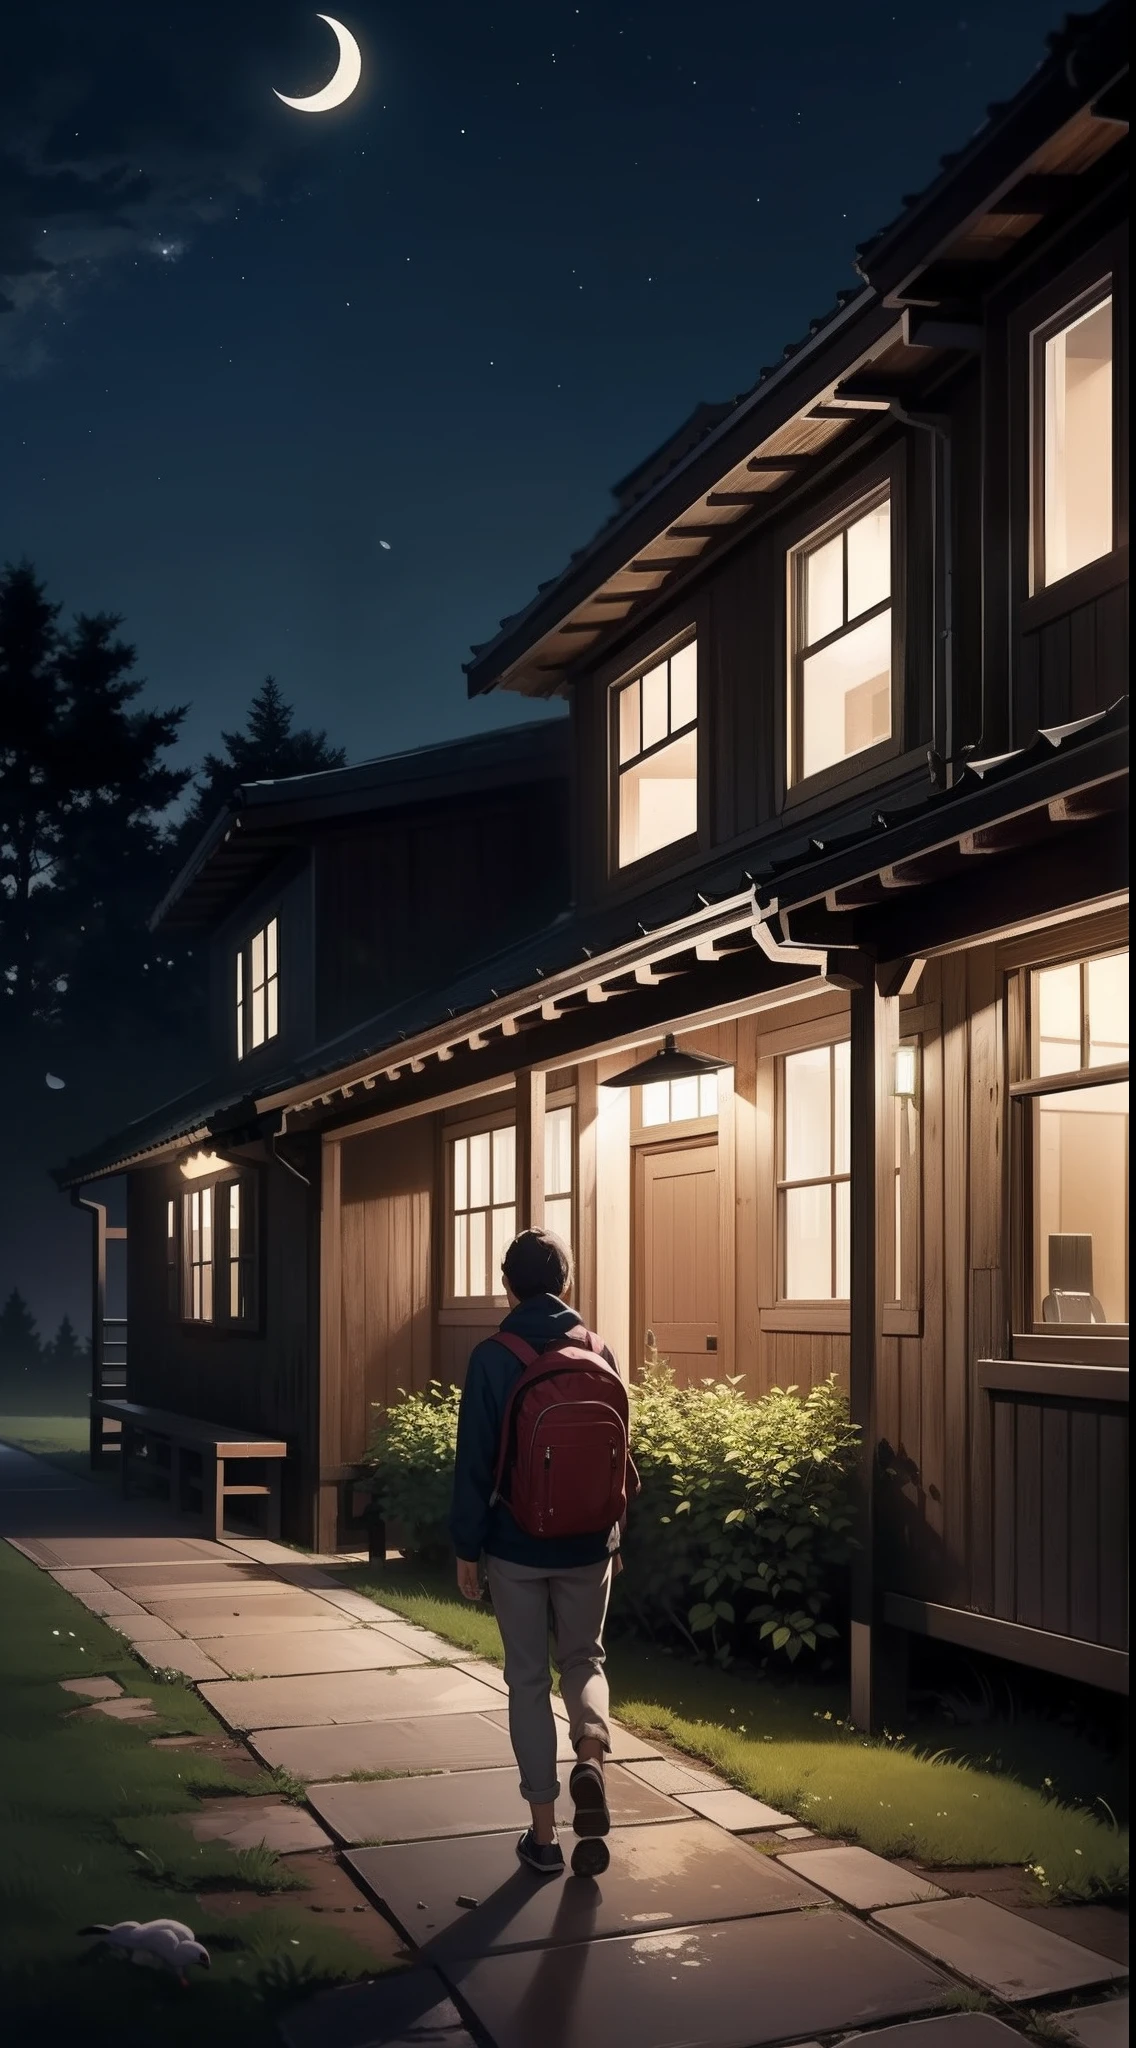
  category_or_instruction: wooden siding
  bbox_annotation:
[314,790,569,1044]
[335,1117,437,1464]
[985,1380,1128,1649]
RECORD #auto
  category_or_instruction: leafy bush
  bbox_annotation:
[363,1381,461,1561]
[619,1368,859,1667]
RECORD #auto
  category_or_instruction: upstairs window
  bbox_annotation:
[778,1041,850,1300]
[174,1173,259,1328]
[236,916,279,1059]
[1021,948,1128,1330]
[1033,286,1114,591]
[789,488,892,784]
[614,638,698,867]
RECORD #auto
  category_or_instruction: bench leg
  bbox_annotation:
[120,1421,133,1498]
[266,1468,282,1542]
[201,1449,225,1542]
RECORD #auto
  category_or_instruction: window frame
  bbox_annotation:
[775,1037,851,1308]
[1029,276,1116,599]
[1009,946,1129,1352]
[236,914,280,1061]
[444,1107,517,1309]
[170,1167,262,1333]
[608,628,701,877]
[542,1098,577,1255]
[785,461,905,798]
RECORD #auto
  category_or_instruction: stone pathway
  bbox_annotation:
[1,1437,1127,2048]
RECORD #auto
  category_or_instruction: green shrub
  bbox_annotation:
[619,1368,859,1668]
[363,1381,461,1561]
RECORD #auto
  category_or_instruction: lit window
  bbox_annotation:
[544,1104,574,1249]
[451,1126,516,1299]
[640,1072,719,1127]
[1035,290,1113,590]
[1028,950,1128,1327]
[166,1199,178,1313]
[185,1185,214,1322]
[176,1174,258,1327]
[615,639,698,866]
[789,490,892,784]
[779,1042,850,1300]
[236,917,279,1058]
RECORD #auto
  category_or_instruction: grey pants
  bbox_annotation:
[485,1554,613,1805]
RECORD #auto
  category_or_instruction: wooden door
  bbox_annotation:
[635,1140,721,1384]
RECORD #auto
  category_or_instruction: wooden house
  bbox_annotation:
[58,6,1128,1719]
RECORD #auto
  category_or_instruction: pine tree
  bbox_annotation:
[0,1288,42,1376]
[175,677,347,855]
[48,1313,83,1367]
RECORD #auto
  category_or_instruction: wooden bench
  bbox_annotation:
[91,1399,286,1541]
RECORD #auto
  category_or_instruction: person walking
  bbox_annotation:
[450,1227,636,1879]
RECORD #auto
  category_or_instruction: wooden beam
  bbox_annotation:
[667,524,734,539]
[628,556,703,573]
[985,173,1077,215]
[883,1592,1129,1695]
[515,1067,546,1232]
[706,490,763,507]
[901,307,982,352]
[746,455,811,473]
[316,1138,343,1555]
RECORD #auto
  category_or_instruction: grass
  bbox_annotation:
[0,1410,97,1482]
[0,1540,391,2045]
[340,1559,1129,1902]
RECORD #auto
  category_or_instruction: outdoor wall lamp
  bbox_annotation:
[893,1044,918,1100]
[179,1149,229,1180]
[601,1032,729,1088]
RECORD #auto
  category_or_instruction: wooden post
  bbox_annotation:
[848,960,906,1732]
[575,1062,599,1328]
[316,1137,343,1554]
[515,1067,547,1232]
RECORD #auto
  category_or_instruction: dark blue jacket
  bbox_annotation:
[449,1294,619,1569]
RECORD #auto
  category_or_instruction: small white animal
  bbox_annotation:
[78,1918,211,1985]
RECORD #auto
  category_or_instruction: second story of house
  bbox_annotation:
[152,719,571,1087]
[464,4,1129,921]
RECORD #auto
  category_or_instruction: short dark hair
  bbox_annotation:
[502,1228,573,1301]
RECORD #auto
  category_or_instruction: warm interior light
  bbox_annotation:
[893,1045,918,1100]
[180,1149,227,1180]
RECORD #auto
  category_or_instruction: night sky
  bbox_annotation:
[2,0,1064,1334]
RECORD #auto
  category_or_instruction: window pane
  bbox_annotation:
[1036,961,1081,1075]
[545,1106,572,1197]
[230,1259,241,1319]
[846,497,891,618]
[801,609,891,779]
[1087,950,1128,1067]
[641,1081,670,1127]
[641,660,669,749]
[251,987,265,1048]
[784,1046,831,1181]
[469,1211,488,1297]
[266,977,278,1040]
[895,1166,903,1302]
[229,1181,240,1248]
[1043,296,1113,587]
[491,1203,515,1287]
[492,1124,515,1202]
[618,678,640,765]
[266,917,278,976]
[834,1180,850,1299]
[201,1186,212,1259]
[453,1137,468,1213]
[784,1184,833,1299]
[805,531,843,646]
[833,1040,851,1176]
[546,1194,572,1246]
[669,641,697,729]
[1035,1080,1128,1324]
[670,1075,700,1122]
[618,729,698,866]
[251,927,265,990]
[167,1199,176,1243]
[201,1262,213,1321]
[453,1213,468,1296]
[698,1072,719,1117]
[468,1132,491,1209]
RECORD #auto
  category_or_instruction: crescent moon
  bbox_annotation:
[274,15,362,113]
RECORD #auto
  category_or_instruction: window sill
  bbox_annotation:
[609,829,701,890]
[760,1304,849,1334]
[1020,544,1128,631]
[1009,1330,1129,1367]
[438,1303,507,1326]
[782,743,927,817]
[983,1355,1128,1401]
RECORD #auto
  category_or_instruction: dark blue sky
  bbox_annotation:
[2,0,1065,779]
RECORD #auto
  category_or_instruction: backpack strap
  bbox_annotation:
[494,1332,539,1369]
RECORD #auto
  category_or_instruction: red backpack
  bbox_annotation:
[491,1326,639,1540]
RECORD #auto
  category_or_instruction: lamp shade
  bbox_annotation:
[601,1033,729,1089]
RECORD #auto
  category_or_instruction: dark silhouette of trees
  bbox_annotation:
[174,676,346,858]
[0,1287,42,1375]
[47,1313,83,1368]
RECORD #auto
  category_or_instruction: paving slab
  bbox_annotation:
[99,1560,280,1594]
[47,1569,149,1617]
[369,1620,475,1662]
[780,1845,947,1910]
[10,1535,227,1569]
[181,1796,333,1855]
[1053,1997,1129,2048]
[200,1664,507,1732]
[277,1965,476,2048]
[113,1614,182,1644]
[452,1659,510,1695]
[308,1761,686,1846]
[619,1757,725,1795]
[199,1628,428,1678]
[219,1538,345,1568]
[306,1586,401,1622]
[135,1591,342,1629]
[843,2019,1035,2048]
[86,1696,158,1721]
[480,1709,660,1762]
[248,1712,519,1780]
[674,1787,796,1830]
[873,1897,1129,2001]
[136,1641,226,1682]
[442,1907,956,2048]
[60,1675,124,1699]
[348,1818,826,1956]
[778,1825,815,1839]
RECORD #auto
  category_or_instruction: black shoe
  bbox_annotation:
[571,1836,610,1879]
[516,1829,565,1877]
[569,1759,610,1838]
